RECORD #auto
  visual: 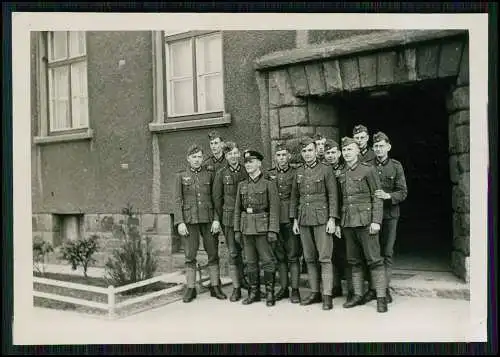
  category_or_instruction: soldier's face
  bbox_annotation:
[315,139,326,155]
[210,138,223,155]
[301,143,317,164]
[342,143,359,163]
[373,140,391,158]
[187,151,204,168]
[244,158,261,175]
[225,147,240,166]
[353,132,369,149]
[324,147,341,164]
[275,150,290,167]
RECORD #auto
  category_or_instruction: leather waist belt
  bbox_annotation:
[245,208,268,214]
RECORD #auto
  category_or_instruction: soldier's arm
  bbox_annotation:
[173,172,184,227]
[289,171,298,220]
[209,170,220,222]
[389,162,408,205]
[233,182,242,231]
[212,168,224,221]
[325,166,340,220]
[267,180,280,234]
[367,167,383,225]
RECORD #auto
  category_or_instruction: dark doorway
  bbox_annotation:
[335,80,454,271]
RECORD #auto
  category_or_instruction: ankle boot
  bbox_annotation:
[342,294,363,308]
[183,267,197,303]
[182,288,196,303]
[343,268,363,308]
[377,297,388,313]
[242,272,260,305]
[361,289,377,305]
[208,265,227,300]
[264,271,276,307]
[322,295,333,310]
[209,286,227,300]
[230,287,241,302]
[238,263,250,291]
[275,263,289,301]
[275,286,290,301]
[300,292,322,306]
[290,288,301,304]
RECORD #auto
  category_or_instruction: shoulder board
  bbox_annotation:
[205,165,215,172]
[390,158,402,166]
[361,161,373,166]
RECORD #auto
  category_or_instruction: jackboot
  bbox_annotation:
[208,265,227,300]
[230,287,241,302]
[289,262,300,303]
[343,268,364,309]
[239,263,250,291]
[275,262,290,301]
[183,267,197,303]
[322,295,333,310]
[228,265,241,302]
[242,272,260,305]
[290,288,301,304]
[372,266,387,300]
[377,297,388,313]
[264,271,276,307]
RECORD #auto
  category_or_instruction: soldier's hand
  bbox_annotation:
[369,223,381,235]
[326,218,336,234]
[292,219,300,235]
[235,231,242,244]
[267,232,278,243]
[211,220,221,234]
[334,226,342,239]
[375,189,391,200]
[178,223,189,236]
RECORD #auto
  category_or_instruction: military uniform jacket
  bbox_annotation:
[266,165,296,224]
[359,148,376,163]
[289,160,339,227]
[234,172,280,236]
[173,166,219,227]
[337,161,383,228]
[370,157,408,219]
[202,154,226,173]
[212,162,249,227]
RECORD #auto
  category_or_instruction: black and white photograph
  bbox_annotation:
[11,11,489,345]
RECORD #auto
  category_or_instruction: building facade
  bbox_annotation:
[31,29,470,282]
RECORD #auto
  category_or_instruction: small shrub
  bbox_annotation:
[60,235,100,278]
[33,237,54,275]
[104,205,160,293]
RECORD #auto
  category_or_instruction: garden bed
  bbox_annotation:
[33,271,185,318]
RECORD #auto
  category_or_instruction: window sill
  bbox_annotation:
[149,113,231,133]
[34,129,94,145]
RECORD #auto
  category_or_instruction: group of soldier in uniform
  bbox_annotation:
[173,124,408,314]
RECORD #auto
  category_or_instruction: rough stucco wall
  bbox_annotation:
[159,30,297,213]
[308,30,387,45]
[31,32,41,211]
[39,32,154,214]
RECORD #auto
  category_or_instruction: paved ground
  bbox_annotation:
[16,285,478,345]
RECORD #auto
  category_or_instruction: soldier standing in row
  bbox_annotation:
[338,137,388,313]
[234,150,280,307]
[290,137,339,310]
[212,142,249,302]
[371,132,408,303]
[313,133,327,162]
[173,144,227,303]
[266,142,301,303]
[202,130,227,172]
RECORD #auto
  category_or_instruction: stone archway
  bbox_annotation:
[255,30,470,282]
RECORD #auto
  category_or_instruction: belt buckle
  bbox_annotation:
[246,208,253,214]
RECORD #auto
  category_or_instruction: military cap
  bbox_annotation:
[187,144,203,156]
[313,133,325,141]
[298,136,315,149]
[275,141,289,153]
[243,150,264,162]
[373,131,390,144]
[223,141,238,153]
[208,130,223,141]
[341,136,358,149]
[353,124,369,135]
[324,139,339,151]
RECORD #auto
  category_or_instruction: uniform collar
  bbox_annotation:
[332,161,342,170]
[213,154,225,163]
[249,172,263,183]
[277,164,290,173]
[375,157,390,166]
[360,147,368,156]
[305,159,318,169]
[228,163,241,173]
[346,160,360,171]
[190,166,202,173]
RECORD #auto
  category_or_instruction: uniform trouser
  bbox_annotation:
[343,226,386,298]
[274,222,301,289]
[184,223,220,288]
[223,224,245,288]
[243,234,277,274]
[299,224,333,296]
[379,218,399,288]
[332,232,353,293]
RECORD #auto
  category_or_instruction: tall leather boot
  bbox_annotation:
[228,264,241,302]
[275,262,290,301]
[239,262,250,291]
[289,261,301,304]
[331,263,343,298]
[372,267,388,313]
[345,265,355,301]
[343,267,364,308]
[242,271,260,305]
[264,271,276,307]
[208,265,227,300]
[183,267,197,303]
[300,262,322,306]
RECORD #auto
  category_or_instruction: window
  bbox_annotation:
[164,31,224,120]
[46,31,89,133]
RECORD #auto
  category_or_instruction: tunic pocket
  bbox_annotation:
[316,207,328,225]
[314,177,325,194]
[182,206,192,224]
[357,203,372,226]
[255,212,269,233]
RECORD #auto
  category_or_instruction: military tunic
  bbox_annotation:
[202,154,226,174]
[234,172,279,273]
[173,165,220,270]
[359,147,376,164]
[289,160,339,295]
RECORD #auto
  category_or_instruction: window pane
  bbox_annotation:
[49,66,70,130]
[171,79,194,115]
[198,74,223,112]
[71,61,89,128]
[196,33,222,74]
[69,31,86,57]
[50,31,68,61]
[169,40,193,78]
